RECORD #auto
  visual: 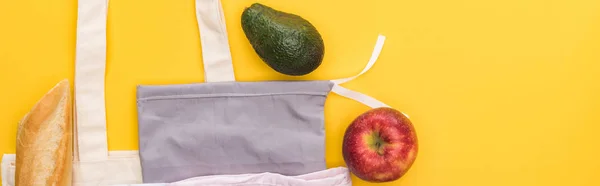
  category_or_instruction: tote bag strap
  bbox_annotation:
[74,0,109,162]
[73,0,237,162]
[329,36,405,113]
[196,0,236,82]
[330,35,408,117]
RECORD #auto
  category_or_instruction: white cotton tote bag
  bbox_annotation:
[1,0,403,185]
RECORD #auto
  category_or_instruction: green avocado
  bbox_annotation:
[241,3,325,76]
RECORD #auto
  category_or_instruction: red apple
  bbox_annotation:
[342,107,418,182]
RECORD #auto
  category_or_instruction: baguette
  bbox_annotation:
[15,79,72,186]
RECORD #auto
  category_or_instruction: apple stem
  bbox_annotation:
[370,131,386,156]
[375,141,385,156]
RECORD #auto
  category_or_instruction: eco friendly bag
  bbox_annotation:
[1,0,398,185]
[134,0,395,183]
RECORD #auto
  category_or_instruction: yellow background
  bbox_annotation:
[1,0,599,185]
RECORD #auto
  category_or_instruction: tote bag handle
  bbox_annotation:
[196,0,236,82]
[74,0,110,162]
[71,0,235,184]
[74,0,236,162]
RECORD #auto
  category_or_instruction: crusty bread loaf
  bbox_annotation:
[15,79,72,186]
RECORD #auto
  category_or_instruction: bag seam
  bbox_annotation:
[141,160,326,169]
[138,92,328,101]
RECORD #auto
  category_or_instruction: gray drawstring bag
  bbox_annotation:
[137,81,332,182]
[136,0,393,183]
